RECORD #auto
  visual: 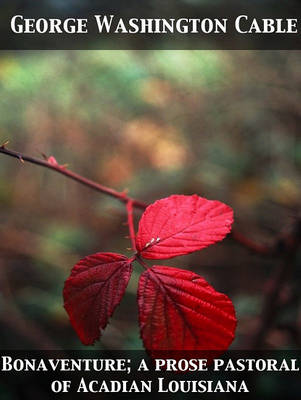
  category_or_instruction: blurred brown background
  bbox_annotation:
[0,50,300,351]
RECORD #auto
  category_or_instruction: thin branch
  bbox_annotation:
[0,145,280,256]
[231,230,275,256]
[126,200,136,252]
[249,218,301,349]
[0,145,147,210]
[250,258,294,349]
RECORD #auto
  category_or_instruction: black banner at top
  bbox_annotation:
[0,0,301,50]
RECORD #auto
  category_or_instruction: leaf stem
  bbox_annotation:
[126,200,136,252]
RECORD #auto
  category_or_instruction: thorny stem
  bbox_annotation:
[126,200,136,252]
[0,144,289,256]
[0,145,147,210]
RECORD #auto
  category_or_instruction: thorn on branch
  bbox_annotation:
[47,156,59,167]
[0,140,10,149]
[44,154,68,169]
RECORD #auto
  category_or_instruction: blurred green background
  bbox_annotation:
[0,51,300,351]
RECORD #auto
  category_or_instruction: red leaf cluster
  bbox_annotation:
[63,194,236,356]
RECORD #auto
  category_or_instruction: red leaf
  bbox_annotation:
[138,266,236,354]
[63,252,132,345]
[136,194,233,259]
